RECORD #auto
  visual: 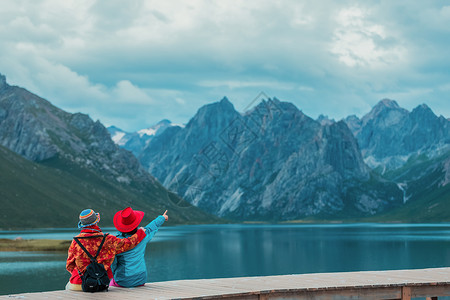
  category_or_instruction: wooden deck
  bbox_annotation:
[2,267,450,299]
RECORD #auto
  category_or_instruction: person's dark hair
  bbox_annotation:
[123,228,138,235]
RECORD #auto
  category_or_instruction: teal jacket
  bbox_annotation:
[111,215,165,287]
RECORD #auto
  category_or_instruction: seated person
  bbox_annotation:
[110,207,167,287]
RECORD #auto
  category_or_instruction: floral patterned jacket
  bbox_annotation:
[66,225,146,284]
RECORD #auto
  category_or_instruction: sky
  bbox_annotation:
[0,0,449,132]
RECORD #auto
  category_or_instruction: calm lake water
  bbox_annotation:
[1,223,450,295]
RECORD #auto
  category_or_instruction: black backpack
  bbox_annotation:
[73,234,110,292]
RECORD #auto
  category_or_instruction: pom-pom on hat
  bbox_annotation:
[78,209,100,228]
[113,207,144,233]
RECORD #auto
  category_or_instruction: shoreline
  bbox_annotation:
[0,238,71,252]
[2,221,450,233]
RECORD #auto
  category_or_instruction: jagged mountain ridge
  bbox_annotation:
[344,99,449,169]
[0,73,218,228]
[107,119,178,157]
[0,79,150,187]
[138,97,402,220]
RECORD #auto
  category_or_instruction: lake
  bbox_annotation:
[1,223,450,295]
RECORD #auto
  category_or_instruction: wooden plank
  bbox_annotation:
[2,268,450,300]
[401,286,411,300]
[413,285,450,298]
[260,287,402,300]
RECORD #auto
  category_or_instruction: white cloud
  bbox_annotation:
[438,83,450,91]
[441,6,450,19]
[298,86,314,92]
[112,81,154,104]
[331,6,407,68]
[198,80,296,90]
[0,0,449,131]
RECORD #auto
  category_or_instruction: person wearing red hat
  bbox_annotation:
[65,209,146,291]
[110,207,168,287]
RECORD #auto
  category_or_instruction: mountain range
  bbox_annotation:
[113,97,449,222]
[131,98,403,220]
[0,73,218,229]
[344,99,449,170]
[2,70,449,227]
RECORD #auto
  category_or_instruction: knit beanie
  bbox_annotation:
[78,209,100,228]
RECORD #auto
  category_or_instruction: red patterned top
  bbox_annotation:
[66,225,146,284]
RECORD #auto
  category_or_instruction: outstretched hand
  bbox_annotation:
[163,210,168,221]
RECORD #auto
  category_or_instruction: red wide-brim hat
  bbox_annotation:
[113,207,145,233]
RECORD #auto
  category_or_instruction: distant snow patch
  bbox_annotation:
[440,158,450,187]
[138,128,157,137]
[364,155,409,171]
[117,176,131,184]
[111,132,126,145]
[396,183,410,203]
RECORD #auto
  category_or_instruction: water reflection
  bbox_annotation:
[0,224,449,295]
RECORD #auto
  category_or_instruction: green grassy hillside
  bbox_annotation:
[363,150,450,222]
[0,145,221,229]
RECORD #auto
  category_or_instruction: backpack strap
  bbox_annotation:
[73,234,109,262]
[94,234,108,260]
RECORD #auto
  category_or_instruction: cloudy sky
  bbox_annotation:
[0,0,449,131]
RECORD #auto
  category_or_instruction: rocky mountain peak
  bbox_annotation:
[410,103,435,118]
[157,119,172,126]
[379,98,400,109]
[198,96,235,114]
[317,114,335,126]
[70,112,94,132]
[344,115,362,134]
[203,96,235,113]
[245,98,302,122]
[186,97,239,130]
[363,99,407,124]
[219,96,232,106]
